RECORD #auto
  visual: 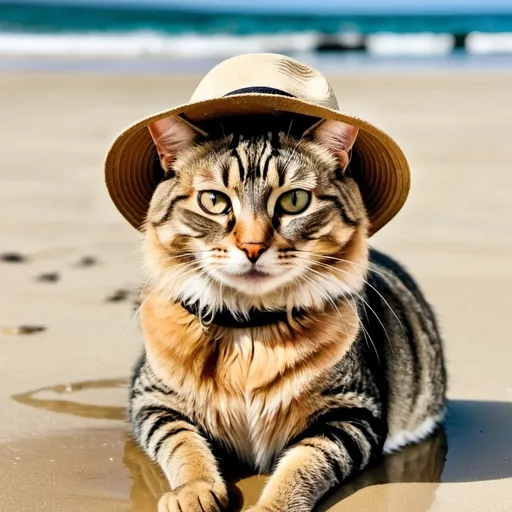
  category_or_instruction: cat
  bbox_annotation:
[129,113,446,512]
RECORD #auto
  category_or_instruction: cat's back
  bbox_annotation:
[362,248,447,452]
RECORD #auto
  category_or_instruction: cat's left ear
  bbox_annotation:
[309,119,359,171]
[148,116,207,172]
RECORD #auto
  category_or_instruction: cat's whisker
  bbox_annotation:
[293,274,309,311]
[170,262,207,282]
[291,250,393,279]
[165,255,213,268]
[142,254,194,270]
[132,260,210,326]
[162,266,206,304]
[149,250,215,266]
[125,276,165,336]
[150,256,215,279]
[292,253,405,335]
[293,249,379,274]
[280,137,304,175]
[307,268,366,344]
[352,277,405,336]
[291,256,393,350]
[299,272,350,338]
[300,265,381,363]
[347,289,395,355]
[137,273,153,304]
[204,140,227,170]
[173,265,218,323]
[337,292,380,365]
[286,118,294,137]
[301,257,400,346]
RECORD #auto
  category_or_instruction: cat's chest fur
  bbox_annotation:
[141,296,355,471]
[199,330,311,469]
[149,328,316,471]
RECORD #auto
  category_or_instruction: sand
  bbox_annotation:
[0,70,511,511]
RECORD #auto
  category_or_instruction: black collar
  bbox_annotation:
[180,301,304,328]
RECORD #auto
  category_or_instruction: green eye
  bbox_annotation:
[198,190,231,215]
[277,189,311,214]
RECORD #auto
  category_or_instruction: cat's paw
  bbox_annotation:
[244,506,273,512]
[158,480,228,512]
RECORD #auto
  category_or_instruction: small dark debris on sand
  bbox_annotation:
[106,289,129,302]
[1,325,46,335]
[37,272,60,283]
[75,256,98,268]
[1,252,28,263]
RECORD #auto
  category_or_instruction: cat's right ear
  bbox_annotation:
[148,116,204,172]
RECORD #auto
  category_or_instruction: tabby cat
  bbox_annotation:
[129,113,446,512]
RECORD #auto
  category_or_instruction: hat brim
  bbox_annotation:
[105,93,410,236]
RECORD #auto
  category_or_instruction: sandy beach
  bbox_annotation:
[0,69,511,511]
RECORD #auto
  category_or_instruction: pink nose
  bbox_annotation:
[240,243,268,263]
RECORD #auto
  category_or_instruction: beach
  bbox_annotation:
[0,69,511,511]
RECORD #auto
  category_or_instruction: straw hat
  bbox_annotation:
[105,53,409,235]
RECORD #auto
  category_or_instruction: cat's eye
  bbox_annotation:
[198,190,231,215]
[277,189,311,214]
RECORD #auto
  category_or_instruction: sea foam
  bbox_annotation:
[0,31,511,58]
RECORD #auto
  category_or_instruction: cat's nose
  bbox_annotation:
[240,243,268,263]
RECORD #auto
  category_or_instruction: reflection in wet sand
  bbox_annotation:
[11,378,128,420]
[317,431,446,511]
[8,378,447,511]
[124,431,447,512]
[124,438,168,512]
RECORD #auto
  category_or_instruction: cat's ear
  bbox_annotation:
[310,119,359,171]
[148,116,206,171]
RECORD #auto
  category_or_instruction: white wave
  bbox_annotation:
[466,32,512,54]
[2,31,512,59]
[0,31,321,57]
[367,33,455,56]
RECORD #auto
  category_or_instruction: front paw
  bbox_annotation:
[245,507,273,512]
[158,480,228,512]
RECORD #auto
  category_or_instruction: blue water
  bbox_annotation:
[1,2,512,66]
[4,0,512,17]
[1,2,512,35]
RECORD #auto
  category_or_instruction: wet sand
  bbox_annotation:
[0,70,511,511]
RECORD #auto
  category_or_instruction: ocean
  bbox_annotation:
[1,2,512,63]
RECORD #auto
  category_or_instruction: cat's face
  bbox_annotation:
[144,115,369,313]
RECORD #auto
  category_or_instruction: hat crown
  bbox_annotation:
[105,53,410,235]
[190,53,339,110]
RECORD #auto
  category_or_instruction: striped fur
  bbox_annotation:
[129,114,446,512]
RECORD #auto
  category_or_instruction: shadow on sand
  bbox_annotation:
[443,399,512,483]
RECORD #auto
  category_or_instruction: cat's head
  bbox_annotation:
[144,114,369,315]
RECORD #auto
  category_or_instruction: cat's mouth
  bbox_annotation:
[237,269,271,281]
[209,266,293,295]
[221,267,285,291]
